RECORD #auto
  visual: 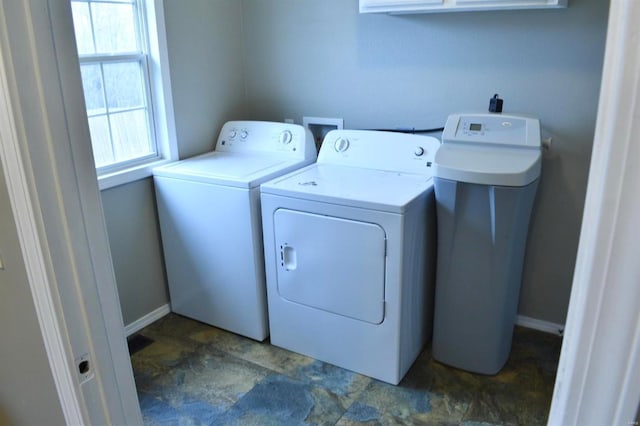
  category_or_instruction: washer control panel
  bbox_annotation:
[216,121,316,158]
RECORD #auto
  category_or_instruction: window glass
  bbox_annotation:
[88,116,113,168]
[80,64,105,114]
[71,0,157,172]
[92,2,138,54]
[103,61,144,111]
[110,109,153,161]
[71,2,94,55]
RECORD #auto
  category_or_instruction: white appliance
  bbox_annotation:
[153,121,316,341]
[260,129,441,385]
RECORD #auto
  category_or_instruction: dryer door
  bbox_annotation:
[273,209,386,324]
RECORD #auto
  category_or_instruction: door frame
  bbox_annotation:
[0,1,141,424]
[547,0,640,424]
[0,0,637,424]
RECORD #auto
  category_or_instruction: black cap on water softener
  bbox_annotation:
[489,94,503,113]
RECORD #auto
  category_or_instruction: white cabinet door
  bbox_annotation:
[359,0,567,13]
[273,209,386,324]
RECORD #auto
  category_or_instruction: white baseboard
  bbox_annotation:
[123,306,562,338]
[124,304,171,337]
[516,315,564,336]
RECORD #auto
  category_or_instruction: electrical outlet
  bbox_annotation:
[302,117,344,152]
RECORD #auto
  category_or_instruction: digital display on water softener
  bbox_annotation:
[469,123,482,131]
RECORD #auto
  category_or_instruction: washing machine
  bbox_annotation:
[260,129,440,385]
[153,121,316,341]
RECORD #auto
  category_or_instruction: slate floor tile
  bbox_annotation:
[131,314,561,426]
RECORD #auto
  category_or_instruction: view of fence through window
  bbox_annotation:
[71,0,155,170]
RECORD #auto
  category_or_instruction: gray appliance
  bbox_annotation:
[432,113,542,374]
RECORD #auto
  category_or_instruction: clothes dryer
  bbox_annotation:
[153,121,316,341]
[260,130,440,384]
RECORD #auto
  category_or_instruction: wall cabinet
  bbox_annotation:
[359,0,568,14]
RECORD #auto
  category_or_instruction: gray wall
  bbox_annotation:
[101,0,247,326]
[241,0,609,324]
[164,0,247,159]
[102,178,168,325]
[0,164,66,425]
[106,0,609,327]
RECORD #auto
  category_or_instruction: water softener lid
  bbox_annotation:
[433,143,541,187]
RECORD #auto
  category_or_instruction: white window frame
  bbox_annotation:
[74,0,178,190]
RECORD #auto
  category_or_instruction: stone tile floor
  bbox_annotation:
[130,313,562,425]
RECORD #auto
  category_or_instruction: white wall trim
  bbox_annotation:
[0,8,85,424]
[96,0,179,192]
[125,304,171,337]
[97,158,173,191]
[1,1,143,424]
[148,0,179,161]
[548,0,640,424]
[47,1,143,423]
[516,315,564,336]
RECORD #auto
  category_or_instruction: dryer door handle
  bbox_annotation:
[281,244,297,271]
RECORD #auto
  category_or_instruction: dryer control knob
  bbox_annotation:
[240,130,248,139]
[280,130,293,145]
[334,137,350,153]
[414,146,425,156]
[229,130,237,139]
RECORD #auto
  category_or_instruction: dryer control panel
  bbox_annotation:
[317,130,441,175]
[216,121,316,159]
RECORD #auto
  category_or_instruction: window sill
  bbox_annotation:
[98,158,174,191]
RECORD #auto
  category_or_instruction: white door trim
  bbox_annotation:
[0,1,141,424]
[2,0,638,424]
[0,17,85,424]
[548,0,640,424]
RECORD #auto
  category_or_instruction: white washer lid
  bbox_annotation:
[153,151,311,188]
[260,163,433,214]
[434,143,541,187]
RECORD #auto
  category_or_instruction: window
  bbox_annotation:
[70,0,177,188]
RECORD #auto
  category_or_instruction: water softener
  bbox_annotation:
[432,113,541,374]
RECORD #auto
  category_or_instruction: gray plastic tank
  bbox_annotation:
[432,113,542,375]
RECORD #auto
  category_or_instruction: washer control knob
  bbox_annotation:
[414,146,425,157]
[280,130,293,145]
[240,130,248,139]
[229,130,237,139]
[334,137,350,153]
